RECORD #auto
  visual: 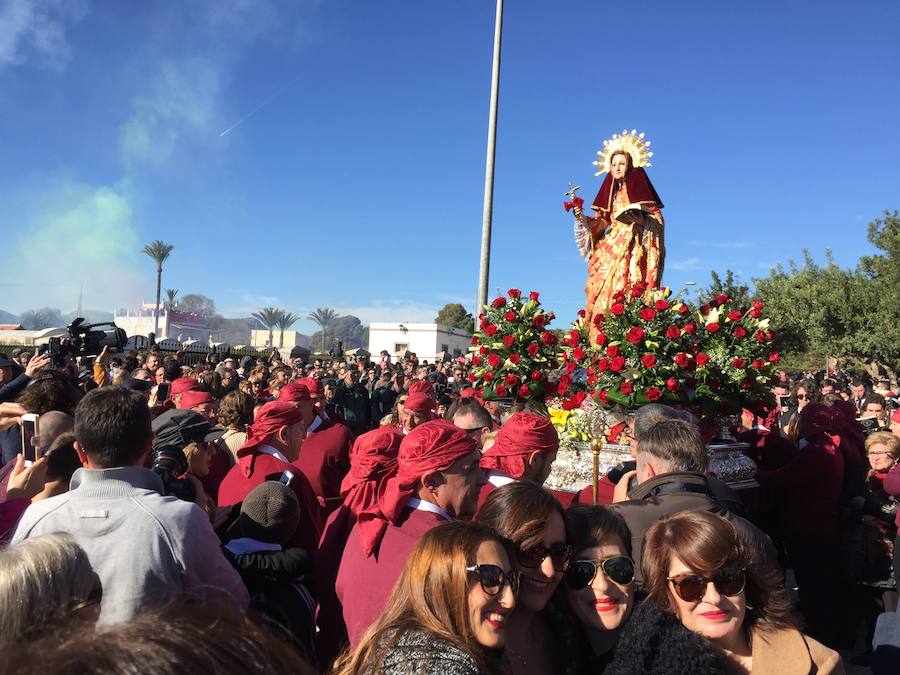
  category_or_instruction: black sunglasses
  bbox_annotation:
[467,564,519,596]
[565,556,635,589]
[517,542,574,571]
[667,568,746,603]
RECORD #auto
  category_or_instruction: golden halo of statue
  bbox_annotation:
[593,129,654,176]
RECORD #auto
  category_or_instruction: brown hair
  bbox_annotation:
[332,521,504,675]
[17,372,83,416]
[866,431,900,460]
[218,390,254,429]
[566,505,631,556]
[642,510,795,633]
[637,418,708,474]
[609,149,634,173]
[477,481,571,550]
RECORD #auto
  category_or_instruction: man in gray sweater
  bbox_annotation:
[13,386,248,624]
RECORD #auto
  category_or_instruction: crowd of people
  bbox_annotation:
[0,342,899,673]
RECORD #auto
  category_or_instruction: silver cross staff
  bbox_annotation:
[564,182,582,199]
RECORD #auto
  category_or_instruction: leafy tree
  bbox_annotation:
[308,307,338,353]
[164,288,178,311]
[18,307,64,330]
[696,270,753,309]
[251,307,282,348]
[142,240,174,336]
[178,294,216,316]
[435,303,474,332]
[311,314,368,351]
[275,311,300,348]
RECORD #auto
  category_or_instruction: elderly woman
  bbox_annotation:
[607,510,843,674]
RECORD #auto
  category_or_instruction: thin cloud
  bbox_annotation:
[687,240,756,250]
[0,0,85,71]
[668,257,703,272]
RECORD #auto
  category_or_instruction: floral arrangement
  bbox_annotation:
[468,289,561,401]
[557,282,778,415]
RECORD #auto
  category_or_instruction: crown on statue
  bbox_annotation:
[593,129,653,176]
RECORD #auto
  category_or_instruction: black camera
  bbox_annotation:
[149,446,197,502]
[66,318,127,357]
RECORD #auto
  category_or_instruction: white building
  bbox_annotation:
[368,323,472,363]
[250,329,309,350]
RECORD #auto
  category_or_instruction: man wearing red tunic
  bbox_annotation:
[177,389,232,504]
[280,381,354,517]
[335,420,484,648]
[217,401,323,552]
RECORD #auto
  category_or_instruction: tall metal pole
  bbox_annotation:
[476,0,503,316]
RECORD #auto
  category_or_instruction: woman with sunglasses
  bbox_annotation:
[608,510,843,674]
[560,506,636,672]
[476,481,573,675]
[333,520,516,675]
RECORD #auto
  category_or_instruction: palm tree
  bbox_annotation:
[142,240,174,336]
[251,307,282,348]
[307,307,338,353]
[275,311,300,348]
[165,288,179,311]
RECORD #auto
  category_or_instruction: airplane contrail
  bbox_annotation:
[219,84,289,137]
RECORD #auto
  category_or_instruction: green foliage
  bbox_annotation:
[310,314,368,350]
[697,270,752,309]
[142,240,174,268]
[435,303,474,332]
[18,307,64,329]
[178,294,216,316]
[307,307,339,353]
[164,288,178,311]
[251,307,282,347]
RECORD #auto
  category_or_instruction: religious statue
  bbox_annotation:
[566,130,665,343]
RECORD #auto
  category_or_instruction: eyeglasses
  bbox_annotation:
[565,556,635,589]
[796,394,807,400]
[867,450,891,457]
[466,564,519,596]
[517,542,574,571]
[458,426,485,436]
[667,568,746,603]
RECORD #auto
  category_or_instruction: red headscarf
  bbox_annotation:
[591,166,663,215]
[340,426,403,518]
[403,391,435,418]
[170,377,199,398]
[177,389,215,409]
[296,377,324,400]
[829,399,866,463]
[798,403,841,455]
[407,380,433,397]
[357,419,476,557]
[237,401,304,477]
[480,412,559,478]
[278,382,311,402]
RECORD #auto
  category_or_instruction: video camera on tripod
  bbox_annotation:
[45,317,127,361]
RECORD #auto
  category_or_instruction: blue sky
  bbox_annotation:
[2,0,898,335]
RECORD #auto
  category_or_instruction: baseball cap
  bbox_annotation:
[152,408,226,450]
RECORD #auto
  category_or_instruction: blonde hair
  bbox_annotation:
[0,534,99,647]
[866,431,900,460]
[332,522,501,675]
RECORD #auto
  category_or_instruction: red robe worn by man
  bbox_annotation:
[477,411,560,508]
[217,401,323,552]
[335,420,484,648]
[315,425,403,669]
[280,380,354,516]
[178,389,232,503]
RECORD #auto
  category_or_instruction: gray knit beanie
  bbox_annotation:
[238,481,301,545]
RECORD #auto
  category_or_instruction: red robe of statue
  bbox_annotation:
[335,507,445,648]
[218,451,324,552]
[293,418,354,516]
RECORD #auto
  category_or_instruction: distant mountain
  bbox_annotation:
[0,310,18,324]
[64,309,114,324]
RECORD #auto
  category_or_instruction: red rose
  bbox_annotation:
[610,303,625,317]
[541,331,552,344]
[666,377,679,393]
[485,324,497,336]
[620,381,633,394]
[769,351,780,363]
[751,359,764,369]
[641,354,657,368]
[727,310,743,322]
[533,314,547,329]
[610,356,626,372]
[577,309,586,318]
[696,353,710,366]
[484,371,494,380]
[504,310,516,321]
[740,377,754,390]
[733,326,747,338]
[559,375,572,389]
[530,371,543,382]
[492,296,506,309]
[606,344,619,358]
[705,322,721,334]
[570,329,581,345]
[708,378,721,389]
[487,353,501,368]
[557,381,568,395]
[732,358,746,368]
[529,291,540,302]
[547,312,556,321]
[549,334,558,345]
[565,361,576,374]
[573,347,586,360]
[677,303,690,316]
[752,300,764,311]
[508,289,521,299]
[597,358,610,372]
[655,300,670,311]
[646,387,662,401]
[472,355,482,366]
[749,308,762,318]
[504,374,519,386]
[526,343,540,356]
[479,316,487,329]
[674,352,691,368]
[468,374,476,382]
[518,385,531,398]
[495,385,508,398]
[597,389,609,405]
[502,335,515,348]
[471,336,479,345]
[595,334,607,348]
[509,354,521,364]
[639,308,656,321]
[587,375,598,386]
[626,327,645,343]
[683,321,697,335]
[479,346,489,355]
[700,304,711,315]
[767,330,776,341]
[593,314,605,328]
[665,325,681,339]
[715,293,730,305]
[754,330,767,342]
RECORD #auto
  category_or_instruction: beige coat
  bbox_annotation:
[751,628,844,674]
